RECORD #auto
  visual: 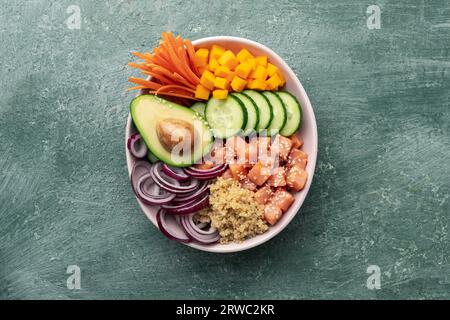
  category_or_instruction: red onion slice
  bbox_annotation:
[179,214,220,244]
[136,173,175,205]
[162,192,210,215]
[127,133,148,159]
[183,164,228,180]
[157,209,190,243]
[171,181,210,204]
[162,164,190,182]
[130,161,153,194]
[152,162,200,194]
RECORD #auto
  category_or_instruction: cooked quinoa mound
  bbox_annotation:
[206,178,268,244]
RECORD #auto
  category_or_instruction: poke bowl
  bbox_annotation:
[125,34,318,253]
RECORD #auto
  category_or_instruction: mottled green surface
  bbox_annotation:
[1,0,449,300]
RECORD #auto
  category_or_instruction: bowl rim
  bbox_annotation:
[125,36,318,253]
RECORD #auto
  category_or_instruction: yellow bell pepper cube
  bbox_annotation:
[231,76,247,92]
[213,89,229,100]
[255,55,268,67]
[246,58,257,71]
[195,85,211,100]
[210,45,225,62]
[214,77,229,90]
[248,78,267,91]
[249,65,268,80]
[277,70,286,86]
[215,65,231,78]
[237,48,254,63]
[235,62,253,79]
[266,74,282,90]
[218,50,239,70]
[208,58,220,72]
[226,72,236,83]
[266,63,279,77]
[195,48,209,67]
[200,70,216,90]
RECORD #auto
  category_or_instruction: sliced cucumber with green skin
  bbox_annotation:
[205,96,247,139]
[276,91,302,136]
[242,90,273,130]
[231,93,259,136]
[191,102,206,117]
[262,91,287,136]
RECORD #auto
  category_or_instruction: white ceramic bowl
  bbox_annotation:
[125,36,318,253]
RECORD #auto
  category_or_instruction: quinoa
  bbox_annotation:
[205,177,269,244]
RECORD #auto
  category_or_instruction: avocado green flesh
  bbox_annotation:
[130,95,213,167]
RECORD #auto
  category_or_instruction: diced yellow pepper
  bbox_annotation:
[249,65,268,80]
[246,58,257,71]
[247,78,267,91]
[266,74,282,90]
[226,72,236,83]
[231,76,247,92]
[213,89,229,100]
[215,65,231,78]
[255,55,268,67]
[200,70,215,90]
[214,77,229,90]
[237,48,254,63]
[195,85,211,100]
[210,45,225,62]
[266,63,279,77]
[195,48,209,67]
[208,58,220,72]
[218,50,239,70]
[235,62,253,79]
[277,70,286,86]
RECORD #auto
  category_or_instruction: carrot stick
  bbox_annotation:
[127,85,146,91]
[128,62,152,72]
[177,46,200,84]
[131,51,152,62]
[172,73,196,89]
[185,39,201,77]
[128,77,162,90]
[156,85,196,94]
[147,91,200,100]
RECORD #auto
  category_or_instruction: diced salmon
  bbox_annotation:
[247,137,259,165]
[254,185,273,205]
[286,166,308,192]
[267,167,287,187]
[271,189,295,212]
[264,204,283,225]
[225,136,247,164]
[272,135,293,161]
[288,149,308,169]
[195,161,215,170]
[247,161,272,186]
[240,178,257,191]
[221,168,233,180]
[289,134,304,149]
[229,163,248,181]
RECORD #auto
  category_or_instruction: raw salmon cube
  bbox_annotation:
[272,135,293,160]
[254,185,273,205]
[226,136,247,164]
[288,149,308,169]
[267,167,287,187]
[195,161,215,170]
[290,134,304,149]
[247,161,272,186]
[264,204,283,225]
[240,178,258,191]
[221,168,233,180]
[271,189,295,212]
[286,166,308,192]
[229,163,248,181]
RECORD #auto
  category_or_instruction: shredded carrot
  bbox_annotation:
[127,32,202,104]
[127,85,146,91]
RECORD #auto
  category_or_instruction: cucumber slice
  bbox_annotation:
[191,102,206,117]
[262,91,287,136]
[276,92,302,136]
[205,96,247,139]
[231,93,259,136]
[242,90,273,130]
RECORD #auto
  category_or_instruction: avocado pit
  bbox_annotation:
[156,119,195,152]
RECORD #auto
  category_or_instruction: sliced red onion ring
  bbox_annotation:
[135,173,175,205]
[130,161,153,194]
[162,164,190,182]
[162,192,210,215]
[183,164,228,180]
[152,162,199,194]
[179,214,219,244]
[171,181,210,204]
[157,209,190,243]
[127,133,148,158]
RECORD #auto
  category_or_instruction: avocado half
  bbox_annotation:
[130,95,213,167]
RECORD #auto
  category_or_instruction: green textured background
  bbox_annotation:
[1,0,449,300]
